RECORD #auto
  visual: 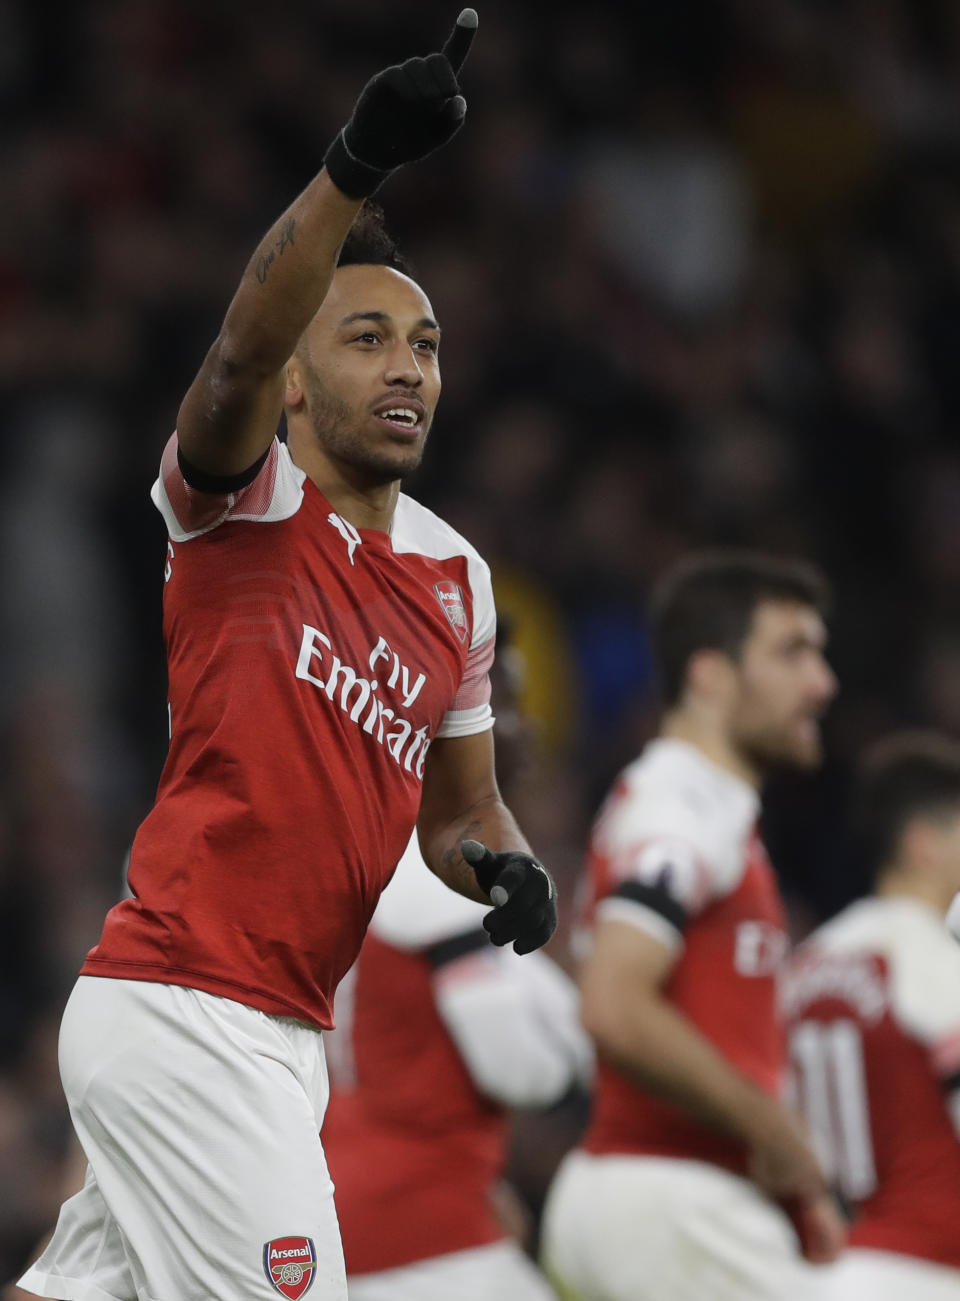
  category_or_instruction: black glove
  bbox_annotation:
[461,839,558,956]
[324,8,478,198]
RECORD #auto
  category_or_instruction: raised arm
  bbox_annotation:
[176,9,479,480]
[418,730,558,955]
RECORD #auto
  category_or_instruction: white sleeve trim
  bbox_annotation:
[435,705,495,739]
[595,895,684,953]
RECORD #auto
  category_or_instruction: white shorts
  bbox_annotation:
[812,1248,960,1300]
[540,1151,820,1301]
[347,1240,558,1301]
[18,976,347,1301]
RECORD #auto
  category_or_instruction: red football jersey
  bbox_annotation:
[785,897,960,1269]
[578,739,789,1175]
[82,436,496,1029]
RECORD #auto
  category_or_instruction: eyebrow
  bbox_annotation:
[337,310,441,333]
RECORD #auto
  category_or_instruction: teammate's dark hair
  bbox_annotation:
[855,732,960,877]
[336,200,413,275]
[649,550,831,707]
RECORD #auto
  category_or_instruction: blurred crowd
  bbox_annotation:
[4,0,960,1279]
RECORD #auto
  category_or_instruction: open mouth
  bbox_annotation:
[375,406,423,433]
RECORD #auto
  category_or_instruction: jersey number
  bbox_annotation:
[789,1019,877,1201]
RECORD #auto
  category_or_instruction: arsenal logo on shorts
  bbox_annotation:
[434,580,468,643]
[263,1236,317,1299]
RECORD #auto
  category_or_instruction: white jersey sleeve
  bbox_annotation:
[888,907,960,1122]
[592,738,760,950]
[434,564,495,739]
[151,434,306,542]
[433,947,593,1108]
[391,494,495,739]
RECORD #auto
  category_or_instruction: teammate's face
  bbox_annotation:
[290,263,441,483]
[727,601,837,771]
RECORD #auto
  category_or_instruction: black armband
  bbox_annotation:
[177,444,271,494]
[424,927,490,971]
[611,880,689,934]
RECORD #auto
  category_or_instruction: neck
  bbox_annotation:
[288,428,400,533]
[660,708,763,790]
[874,866,953,916]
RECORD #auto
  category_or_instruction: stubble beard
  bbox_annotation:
[305,373,427,485]
[734,718,823,775]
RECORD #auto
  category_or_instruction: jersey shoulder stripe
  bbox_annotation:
[592,739,760,914]
[392,493,496,652]
[152,434,305,542]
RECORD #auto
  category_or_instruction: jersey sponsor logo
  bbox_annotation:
[434,581,468,643]
[262,1236,317,1299]
[295,624,431,778]
[368,636,426,706]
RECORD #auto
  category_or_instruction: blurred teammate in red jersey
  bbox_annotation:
[323,634,591,1300]
[541,550,844,1301]
[17,12,559,1301]
[786,733,960,1300]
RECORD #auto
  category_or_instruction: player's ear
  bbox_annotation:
[284,357,305,409]
[901,816,941,877]
[687,648,737,708]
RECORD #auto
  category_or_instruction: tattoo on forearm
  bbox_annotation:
[255,216,298,284]
[277,216,296,254]
[441,818,484,877]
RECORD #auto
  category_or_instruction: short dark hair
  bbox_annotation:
[855,731,960,875]
[649,549,831,706]
[337,200,414,276]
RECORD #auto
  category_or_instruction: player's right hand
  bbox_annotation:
[323,8,478,199]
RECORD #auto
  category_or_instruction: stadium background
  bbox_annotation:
[3,0,960,1278]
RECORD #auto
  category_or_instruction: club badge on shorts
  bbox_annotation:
[434,580,468,643]
[263,1236,317,1299]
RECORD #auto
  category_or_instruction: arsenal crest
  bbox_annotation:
[434,581,468,644]
[263,1236,317,1299]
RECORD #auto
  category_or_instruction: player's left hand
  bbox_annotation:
[461,839,557,955]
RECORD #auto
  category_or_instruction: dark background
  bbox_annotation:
[4,0,960,1276]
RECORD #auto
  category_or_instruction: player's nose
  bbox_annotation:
[383,344,424,387]
[812,658,839,704]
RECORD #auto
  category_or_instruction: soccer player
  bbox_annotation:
[17,12,558,1301]
[322,634,592,1301]
[786,733,960,1300]
[541,550,844,1301]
